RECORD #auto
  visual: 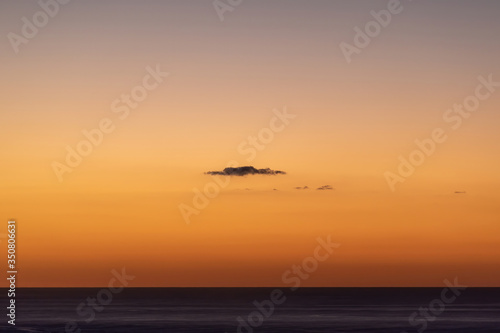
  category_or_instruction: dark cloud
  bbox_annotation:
[205,166,286,176]
[294,186,309,190]
[317,185,333,190]
[454,191,466,194]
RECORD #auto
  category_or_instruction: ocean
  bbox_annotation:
[1,288,499,332]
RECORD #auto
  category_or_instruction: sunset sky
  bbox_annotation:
[1,0,499,287]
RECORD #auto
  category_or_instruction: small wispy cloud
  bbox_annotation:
[294,186,309,190]
[316,185,333,190]
[205,166,286,176]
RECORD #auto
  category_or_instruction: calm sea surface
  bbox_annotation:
[1,288,499,332]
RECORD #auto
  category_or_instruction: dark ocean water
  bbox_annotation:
[1,288,499,332]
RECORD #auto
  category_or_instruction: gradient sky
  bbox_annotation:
[1,0,499,287]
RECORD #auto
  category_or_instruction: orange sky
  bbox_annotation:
[1,0,500,287]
